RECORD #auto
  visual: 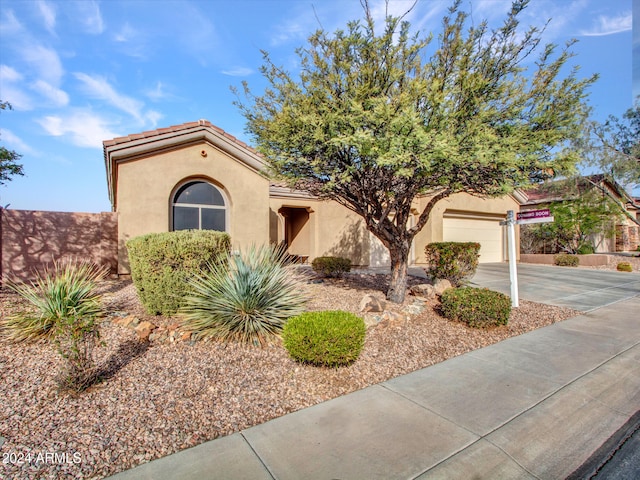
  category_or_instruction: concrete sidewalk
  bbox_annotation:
[108,295,640,480]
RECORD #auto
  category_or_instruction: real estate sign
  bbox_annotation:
[517,209,554,225]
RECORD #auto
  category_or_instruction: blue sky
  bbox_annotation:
[0,0,635,213]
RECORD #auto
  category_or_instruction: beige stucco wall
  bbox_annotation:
[270,191,519,267]
[116,142,270,273]
[413,192,520,264]
[269,196,369,266]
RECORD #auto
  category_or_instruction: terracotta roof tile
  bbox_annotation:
[101,120,253,154]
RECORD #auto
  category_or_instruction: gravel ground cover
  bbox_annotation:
[0,268,580,479]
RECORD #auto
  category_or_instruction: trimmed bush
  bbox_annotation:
[441,287,511,328]
[127,230,230,315]
[311,256,351,278]
[617,262,633,272]
[554,253,579,267]
[180,244,307,346]
[424,242,480,287]
[576,244,595,255]
[282,310,366,367]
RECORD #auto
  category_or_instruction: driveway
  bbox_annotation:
[470,263,640,312]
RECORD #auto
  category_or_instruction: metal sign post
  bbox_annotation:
[505,210,519,308]
[501,208,555,308]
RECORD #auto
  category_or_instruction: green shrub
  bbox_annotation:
[617,262,633,272]
[311,256,352,278]
[2,260,106,342]
[554,253,579,267]
[576,244,595,255]
[441,287,511,328]
[424,242,481,287]
[3,260,106,392]
[282,310,366,367]
[180,244,307,346]
[127,230,230,315]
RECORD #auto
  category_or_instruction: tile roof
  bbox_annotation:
[102,119,256,154]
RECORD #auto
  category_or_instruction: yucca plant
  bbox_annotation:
[4,260,108,393]
[180,244,307,346]
[2,260,107,342]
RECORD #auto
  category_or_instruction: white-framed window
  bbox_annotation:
[172,180,227,231]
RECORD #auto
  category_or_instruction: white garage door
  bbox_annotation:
[443,216,504,263]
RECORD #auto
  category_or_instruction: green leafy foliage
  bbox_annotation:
[311,256,352,278]
[180,244,307,346]
[236,2,595,303]
[424,242,480,287]
[523,181,622,254]
[585,98,640,191]
[2,260,106,342]
[554,253,579,267]
[0,100,24,185]
[617,262,633,272]
[126,230,231,315]
[2,260,107,393]
[441,287,511,328]
[282,310,366,367]
[576,244,595,255]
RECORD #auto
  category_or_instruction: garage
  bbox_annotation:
[442,212,505,263]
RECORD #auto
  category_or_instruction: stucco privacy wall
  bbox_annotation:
[115,143,270,274]
[0,208,117,283]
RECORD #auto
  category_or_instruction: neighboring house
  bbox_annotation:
[521,174,640,253]
[104,120,523,276]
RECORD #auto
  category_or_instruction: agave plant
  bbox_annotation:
[2,260,107,342]
[181,244,307,345]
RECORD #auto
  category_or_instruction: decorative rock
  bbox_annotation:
[433,279,453,295]
[360,294,386,313]
[134,321,157,341]
[180,332,192,342]
[410,284,436,299]
[403,302,425,315]
[363,314,383,328]
[380,310,406,325]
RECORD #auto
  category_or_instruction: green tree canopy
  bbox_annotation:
[236,0,597,302]
[0,100,24,186]
[586,99,640,191]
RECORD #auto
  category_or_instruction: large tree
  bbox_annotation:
[0,100,24,186]
[586,100,640,191]
[236,0,596,302]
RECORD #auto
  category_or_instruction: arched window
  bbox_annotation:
[172,180,227,231]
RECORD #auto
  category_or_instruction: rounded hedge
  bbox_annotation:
[617,262,633,272]
[127,230,231,315]
[441,287,511,328]
[282,310,365,367]
[311,256,352,278]
[554,253,579,267]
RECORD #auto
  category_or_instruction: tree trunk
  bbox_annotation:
[387,244,409,303]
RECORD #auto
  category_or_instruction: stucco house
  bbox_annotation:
[521,174,640,253]
[104,120,523,276]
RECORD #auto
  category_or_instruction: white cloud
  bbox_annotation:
[145,110,163,128]
[0,66,33,110]
[113,22,137,43]
[0,64,22,82]
[75,0,104,35]
[0,9,23,36]
[20,44,64,86]
[221,67,254,77]
[0,129,37,156]
[74,72,146,122]
[37,0,56,35]
[37,111,120,148]
[145,81,169,101]
[581,12,632,37]
[30,79,69,107]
